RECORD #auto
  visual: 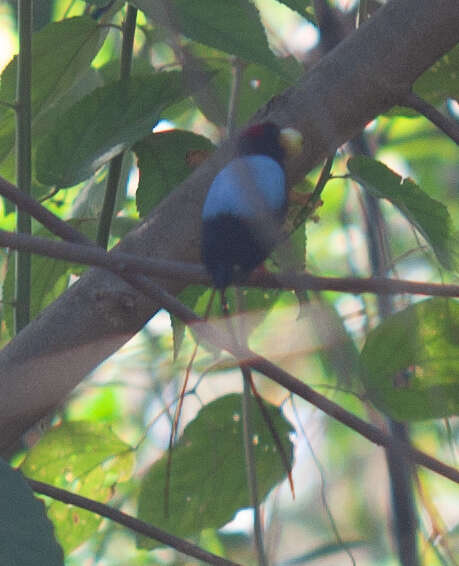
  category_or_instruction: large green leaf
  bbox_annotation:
[0,16,105,115]
[347,156,456,270]
[135,0,285,75]
[360,298,459,421]
[21,421,134,554]
[0,16,107,168]
[134,129,214,217]
[137,393,294,548]
[0,457,64,566]
[35,72,186,188]
[186,42,300,127]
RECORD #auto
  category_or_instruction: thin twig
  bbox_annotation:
[290,397,356,566]
[2,229,459,298]
[234,288,267,566]
[241,364,267,566]
[96,5,137,248]
[402,91,459,145]
[27,478,240,566]
[227,58,245,137]
[0,176,90,244]
[164,288,216,517]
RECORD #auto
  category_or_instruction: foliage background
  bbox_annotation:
[0,0,457,565]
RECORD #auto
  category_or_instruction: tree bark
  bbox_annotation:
[1,0,458,452]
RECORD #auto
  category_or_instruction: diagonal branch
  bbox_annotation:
[28,478,240,566]
[120,275,459,485]
[401,91,459,144]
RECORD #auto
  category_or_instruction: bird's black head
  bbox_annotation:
[236,122,284,165]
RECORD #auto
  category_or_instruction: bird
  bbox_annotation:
[201,122,302,290]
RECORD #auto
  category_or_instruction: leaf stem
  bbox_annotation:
[96,4,137,248]
[14,0,33,333]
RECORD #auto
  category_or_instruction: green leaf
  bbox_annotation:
[312,300,360,389]
[36,72,186,188]
[347,156,456,270]
[21,421,134,554]
[135,0,285,74]
[187,43,300,126]
[137,393,294,548]
[360,298,459,421]
[414,44,459,105]
[0,16,104,115]
[0,457,64,566]
[0,16,107,168]
[134,129,213,217]
[389,44,459,116]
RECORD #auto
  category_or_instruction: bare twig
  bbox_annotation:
[27,478,240,566]
[0,175,90,244]
[401,91,459,145]
[1,229,458,298]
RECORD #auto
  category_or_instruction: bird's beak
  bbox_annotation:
[279,127,303,160]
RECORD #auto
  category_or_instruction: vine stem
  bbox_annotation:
[96,4,137,248]
[14,0,33,333]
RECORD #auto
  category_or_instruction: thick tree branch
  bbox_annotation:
[1,0,458,451]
